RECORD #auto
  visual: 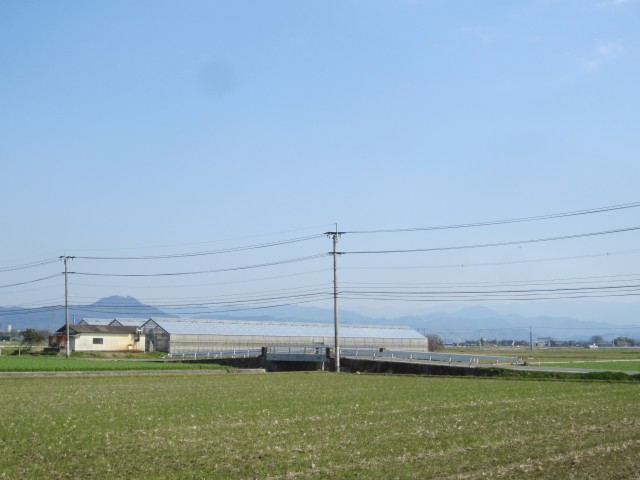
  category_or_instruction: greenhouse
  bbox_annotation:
[139,317,428,354]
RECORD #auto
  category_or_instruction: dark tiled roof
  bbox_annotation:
[56,325,138,335]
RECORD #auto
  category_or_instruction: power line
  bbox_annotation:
[4,205,640,315]
[0,258,59,273]
[0,274,61,289]
[69,224,334,253]
[72,254,328,277]
[68,295,335,317]
[341,226,640,255]
[342,248,640,270]
[340,292,640,302]
[341,272,640,289]
[0,296,64,308]
[184,297,335,315]
[74,234,325,260]
[70,268,332,289]
[0,283,61,296]
[69,283,333,306]
[342,283,640,297]
[0,305,64,317]
[343,201,640,234]
[73,291,332,310]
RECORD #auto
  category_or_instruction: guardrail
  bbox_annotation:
[267,346,326,355]
[167,349,262,360]
[265,345,327,362]
[342,348,523,365]
[165,346,522,365]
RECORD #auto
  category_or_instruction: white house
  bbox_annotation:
[52,325,145,353]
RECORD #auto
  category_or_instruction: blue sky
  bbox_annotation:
[1,0,639,322]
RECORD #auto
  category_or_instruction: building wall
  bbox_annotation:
[71,333,145,352]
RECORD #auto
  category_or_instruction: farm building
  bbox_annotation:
[138,318,428,354]
[51,324,145,353]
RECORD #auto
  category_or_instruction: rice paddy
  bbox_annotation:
[1,372,638,479]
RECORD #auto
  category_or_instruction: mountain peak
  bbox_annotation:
[92,295,144,307]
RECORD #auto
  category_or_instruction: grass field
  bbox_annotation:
[445,347,640,363]
[435,347,640,373]
[1,372,639,479]
[0,356,227,372]
[540,360,640,371]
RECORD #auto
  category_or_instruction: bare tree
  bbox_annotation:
[427,334,444,351]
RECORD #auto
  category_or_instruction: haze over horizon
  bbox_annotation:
[1,1,638,331]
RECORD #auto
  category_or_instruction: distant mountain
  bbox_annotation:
[1,296,638,342]
[388,308,639,342]
[496,300,640,326]
[0,296,172,332]
[160,304,378,324]
[71,295,172,320]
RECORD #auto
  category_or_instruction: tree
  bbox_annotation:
[590,335,604,346]
[426,334,444,351]
[20,328,43,347]
[613,337,636,347]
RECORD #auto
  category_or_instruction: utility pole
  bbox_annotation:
[60,256,75,358]
[529,326,533,352]
[326,226,343,372]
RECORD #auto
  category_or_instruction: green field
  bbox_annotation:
[446,347,640,363]
[1,372,638,479]
[0,356,227,372]
[540,360,640,371]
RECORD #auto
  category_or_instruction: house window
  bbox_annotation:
[93,338,104,345]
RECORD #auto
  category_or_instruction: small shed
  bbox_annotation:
[51,325,145,353]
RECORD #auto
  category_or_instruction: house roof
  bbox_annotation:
[143,317,425,340]
[57,325,139,335]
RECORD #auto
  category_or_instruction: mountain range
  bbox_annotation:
[1,295,638,342]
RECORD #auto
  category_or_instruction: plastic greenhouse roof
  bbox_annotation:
[80,318,114,326]
[111,318,149,327]
[82,317,148,327]
[144,318,425,339]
